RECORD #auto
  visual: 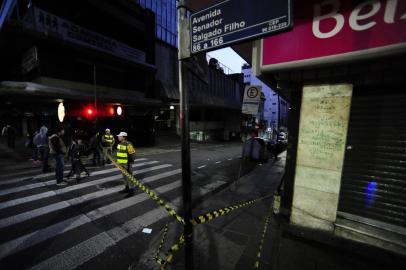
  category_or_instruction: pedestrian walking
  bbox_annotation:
[89,132,102,166]
[33,126,51,172]
[49,126,68,186]
[101,128,115,165]
[1,125,6,145]
[26,131,38,162]
[116,131,136,197]
[67,137,90,182]
[2,124,16,148]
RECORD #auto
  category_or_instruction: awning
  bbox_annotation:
[0,81,162,106]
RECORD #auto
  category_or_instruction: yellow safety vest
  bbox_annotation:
[103,134,114,145]
[116,142,135,164]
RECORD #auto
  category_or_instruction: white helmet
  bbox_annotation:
[117,131,128,137]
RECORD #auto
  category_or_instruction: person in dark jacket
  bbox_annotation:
[34,126,51,172]
[89,132,102,166]
[2,124,16,148]
[27,130,38,162]
[67,137,90,182]
[49,126,68,186]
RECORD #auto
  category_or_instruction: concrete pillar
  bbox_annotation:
[291,84,353,232]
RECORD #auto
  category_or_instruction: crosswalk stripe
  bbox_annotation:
[30,208,166,270]
[0,180,183,259]
[0,158,148,186]
[28,180,227,270]
[142,169,181,184]
[0,164,74,182]
[0,161,159,196]
[0,188,117,229]
[0,176,34,186]
[0,164,176,210]
[0,169,182,229]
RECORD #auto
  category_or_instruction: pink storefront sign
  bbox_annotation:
[261,0,406,71]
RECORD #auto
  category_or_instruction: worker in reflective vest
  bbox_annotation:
[116,131,136,197]
[101,128,115,165]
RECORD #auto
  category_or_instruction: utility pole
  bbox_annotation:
[277,94,281,138]
[177,0,193,269]
[93,64,98,131]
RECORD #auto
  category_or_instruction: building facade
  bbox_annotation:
[242,64,288,138]
[0,0,159,145]
[136,0,245,141]
[252,0,406,255]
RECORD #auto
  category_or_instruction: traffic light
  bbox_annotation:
[84,105,97,119]
[105,105,123,117]
[108,106,115,116]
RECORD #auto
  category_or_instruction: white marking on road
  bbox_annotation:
[28,180,226,270]
[142,169,181,184]
[0,158,148,186]
[215,161,222,164]
[197,165,206,169]
[0,161,158,196]
[228,158,233,161]
[0,164,174,210]
[0,180,183,260]
[0,163,75,182]
[0,187,118,229]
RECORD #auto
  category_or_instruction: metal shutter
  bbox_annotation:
[338,88,406,234]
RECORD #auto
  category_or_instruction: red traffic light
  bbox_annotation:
[84,105,97,119]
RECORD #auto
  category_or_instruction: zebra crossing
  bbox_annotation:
[0,157,227,269]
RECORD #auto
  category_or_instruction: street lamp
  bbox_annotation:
[58,102,65,123]
[117,106,123,116]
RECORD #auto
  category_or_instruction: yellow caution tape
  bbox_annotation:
[253,204,273,269]
[153,221,173,264]
[104,151,185,225]
[104,149,275,268]
[190,193,273,226]
[154,233,185,268]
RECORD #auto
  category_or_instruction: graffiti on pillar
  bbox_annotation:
[297,84,353,171]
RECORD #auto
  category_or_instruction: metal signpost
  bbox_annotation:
[178,1,193,269]
[190,0,292,54]
[242,85,262,115]
[178,1,293,269]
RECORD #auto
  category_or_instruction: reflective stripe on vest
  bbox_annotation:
[116,144,128,164]
[104,134,114,144]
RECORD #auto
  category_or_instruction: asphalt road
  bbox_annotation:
[0,142,260,270]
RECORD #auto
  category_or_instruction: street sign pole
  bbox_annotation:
[178,0,193,269]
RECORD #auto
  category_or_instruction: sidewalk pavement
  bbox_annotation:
[136,152,405,270]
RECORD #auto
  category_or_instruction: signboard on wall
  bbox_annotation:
[24,7,146,64]
[21,46,39,74]
[242,85,262,115]
[260,0,406,71]
[190,0,292,54]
